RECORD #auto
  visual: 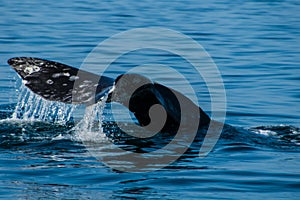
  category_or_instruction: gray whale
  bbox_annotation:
[8,57,210,134]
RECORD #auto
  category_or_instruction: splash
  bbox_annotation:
[73,95,109,143]
[7,83,111,144]
[11,84,75,125]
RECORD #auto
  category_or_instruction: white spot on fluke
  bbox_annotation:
[69,76,79,81]
[24,65,40,74]
[24,67,33,74]
[79,84,89,88]
[83,80,92,84]
[33,66,40,72]
[46,79,54,85]
[52,72,70,78]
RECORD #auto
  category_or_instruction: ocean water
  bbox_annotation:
[0,0,300,199]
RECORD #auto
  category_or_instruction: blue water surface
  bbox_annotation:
[0,0,299,199]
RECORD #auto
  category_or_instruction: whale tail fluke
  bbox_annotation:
[8,57,114,105]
